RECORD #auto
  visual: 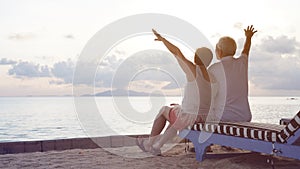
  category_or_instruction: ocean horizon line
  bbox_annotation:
[0,95,299,98]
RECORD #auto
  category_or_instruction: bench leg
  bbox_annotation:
[179,129,211,162]
[194,142,210,161]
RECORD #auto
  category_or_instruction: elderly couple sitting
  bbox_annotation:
[136,25,257,155]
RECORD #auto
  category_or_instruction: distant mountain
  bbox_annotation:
[94,89,164,97]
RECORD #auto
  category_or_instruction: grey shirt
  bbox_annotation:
[208,54,251,122]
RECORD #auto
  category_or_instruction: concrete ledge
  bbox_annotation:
[91,137,111,148]
[123,136,137,146]
[41,140,55,152]
[0,142,24,154]
[0,134,187,155]
[24,141,42,153]
[111,135,123,148]
[55,139,72,151]
[0,135,145,155]
[71,137,98,149]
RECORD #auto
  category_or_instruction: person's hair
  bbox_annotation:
[195,47,213,67]
[216,36,237,56]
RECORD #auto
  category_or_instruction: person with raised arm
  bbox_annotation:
[136,29,213,155]
[209,25,257,122]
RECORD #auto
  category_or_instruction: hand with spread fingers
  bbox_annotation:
[244,25,257,39]
[241,25,257,56]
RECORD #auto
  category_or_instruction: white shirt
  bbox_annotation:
[177,65,212,126]
[182,65,211,115]
[208,54,251,122]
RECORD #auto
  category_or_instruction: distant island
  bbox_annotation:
[287,97,298,100]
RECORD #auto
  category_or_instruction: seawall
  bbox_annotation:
[0,135,149,155]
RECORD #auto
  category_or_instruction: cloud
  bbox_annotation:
[8,61,51,78]
[64,34,75,39]
[0,58,17,65]
[233,22,243,30]
[4,33,300,96]
[259,35,298,54]
[104,49,186,90]
[5,58,79,85]
[5,33,300,95]
[7,59,76,84]
[51,59,74,83]
[128,80,171,91]
[249,35,300,91]
[8,32,35,40]
[46,49,185,91]
[49,79,65,85]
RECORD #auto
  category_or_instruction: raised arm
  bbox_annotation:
[152,29,196,81]
[241,25,257,57]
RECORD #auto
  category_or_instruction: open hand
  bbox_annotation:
[152,29,164,41]
[244,25,257,38]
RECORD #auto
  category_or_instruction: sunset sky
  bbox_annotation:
[0,0,300,96]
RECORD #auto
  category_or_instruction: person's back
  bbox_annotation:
[181,64,212,123]
[209,26,257,122]
[209,54,251,121]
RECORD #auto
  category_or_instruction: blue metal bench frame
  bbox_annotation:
[180,128,300,161]
[179,111,300,162]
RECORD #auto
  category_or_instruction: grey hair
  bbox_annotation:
[216,36,237,56]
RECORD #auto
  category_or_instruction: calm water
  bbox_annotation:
[0,97,299,142]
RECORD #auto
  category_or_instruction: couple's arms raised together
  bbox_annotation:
[152,25,257,81]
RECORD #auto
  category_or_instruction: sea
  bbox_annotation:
[0,96,299,143]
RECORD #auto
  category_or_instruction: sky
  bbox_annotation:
[0,0,300,96]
